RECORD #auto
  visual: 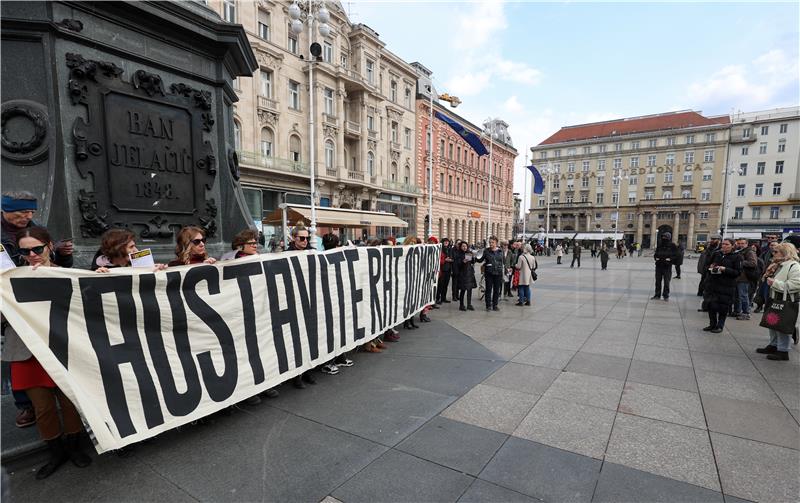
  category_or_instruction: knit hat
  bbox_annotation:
[662,232,671,240]
[1,194,37,212]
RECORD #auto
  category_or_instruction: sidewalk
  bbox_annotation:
[3,255,798,502]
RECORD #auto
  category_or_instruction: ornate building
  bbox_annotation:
[208,0,419,240]
[414,63,517,243]
[529,111,731,249]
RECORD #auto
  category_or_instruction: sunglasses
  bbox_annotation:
[19,245,46,256]
[245,241,258,246]
[190,238,207,246]
[295,235,308,242]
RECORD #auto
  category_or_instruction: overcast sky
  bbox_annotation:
[345,0,800,209]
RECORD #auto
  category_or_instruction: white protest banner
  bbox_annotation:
[0,244,440,452]
[0,244,16,271]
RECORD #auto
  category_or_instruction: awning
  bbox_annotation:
[533,232,577,240]
[263,205,408,228]
[732,232,763,239]
[573,233,619,240]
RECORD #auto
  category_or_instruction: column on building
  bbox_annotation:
[650,212,657,247]
[336,87,346,174]
[672,212,680,244]
[635,212,644,244]
[585,213,591,231]
[687,212,695,250]
[359,99,368,174]
[315,83,324,178]
[556,214,562,231]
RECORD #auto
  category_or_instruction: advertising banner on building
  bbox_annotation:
[0,244,439,452]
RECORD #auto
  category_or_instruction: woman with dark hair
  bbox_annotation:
[92,228,167,272]
[704,238,742,333]
[402,236,423,329]
[224,229,260,260]
[2,226,92,479]
[453,240,477,311]
[169,226,217,266]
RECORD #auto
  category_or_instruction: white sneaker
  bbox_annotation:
[320,364,339,375]
[390,328,399,336]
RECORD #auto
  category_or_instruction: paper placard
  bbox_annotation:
[129,248,155,268]
[0,244,16,271]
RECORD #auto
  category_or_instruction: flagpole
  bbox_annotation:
[427,86,434,239]
[522,153,528,240]
[545,162,551,250]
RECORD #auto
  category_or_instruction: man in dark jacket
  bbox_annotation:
[733,238,757,320]
[570,242,582,268]
[478,236,504,311]
[1,191,73,267]
[652,232,678,300]
[673,245,685,279]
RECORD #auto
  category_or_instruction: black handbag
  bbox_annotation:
[759,265,799,334]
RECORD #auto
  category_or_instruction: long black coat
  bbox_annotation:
[706,250,742,305]
[453,249,477,290]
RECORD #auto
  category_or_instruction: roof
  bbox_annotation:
[539,111,730,146]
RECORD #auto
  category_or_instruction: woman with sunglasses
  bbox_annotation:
[221,229,261,261]
[91,228,167,272]
[169,226,217,267]
[3,226,92,479]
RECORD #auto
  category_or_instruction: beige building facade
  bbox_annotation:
[207,0,419,241]
[529,111,731,249]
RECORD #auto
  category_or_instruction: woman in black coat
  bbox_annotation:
[453,241,478,311]
[704,238,742,333]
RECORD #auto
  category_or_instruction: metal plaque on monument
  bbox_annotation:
[1,1,257,264]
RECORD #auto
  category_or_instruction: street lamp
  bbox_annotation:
[720,163,743,240]
[425,83,460,239]
[612,173,629,243]
[289,0,332,249]
[482,119,502,239]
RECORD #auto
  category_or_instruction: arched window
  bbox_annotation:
[390,161,397,182]
[404,164,411,184]
[663,191,672,199]
[367,152,375,176]
[324,140,334,170]
[260,127,273,157]
[289,134,301,162]
[234,120,242,150]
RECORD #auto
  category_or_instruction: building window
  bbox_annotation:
[740,163,747,176]
[367,152,375,176]
[598,159,606,171]
[773,182,782,195]
[260,128,273,156]
[554,149,561,157]
[448,143,453,159]
[390,81,397,102]
[645,191,654,200]
[681,190,691,199]
[663,191,672,199]
[646,155,656,167]
[540,151,548,160]
[566,195,574,203]
[701,190,710,201]
[366,60,374,83]
[779,123,788,134]
[448,175,453,194]
[742,128,751,138]
[629,176,638,185]
[233,120,241,150]
[761,125,769,135]
[770,207,780,219]
[323,87,334,115]
[702,170,712,181]
[699,211,709,220]
[755,183,763,196]
[324,140,334,169]
[596,193,604,204]
[567,162,575,172]
[705,133,716,142]
[288,31,298,54]
[613,158,621,169]
[628,191,636,203]
[741,146,749,155]
[733,207,743,220]
[611,192,619,204]
[404,88,411,108]
[260,70,272,98]
[391,122,398,143]
[321,41,333,63]
[792,206,800,219]
[664,172,673,183]
[582,160,590,172]
[737,184,745,197]
[683,172,692,182]
[684,151,694,164]
[667,137,676,146]
[685,135,695,144]
[704,150,714,162]
[752,207,761,220]
[666,153,675,165]
[223,0,236,22]
[567,147,577,156]
[648,139,658,148]
[439,172,444,191]
[757,162,765,175]
[778,140,786,152]
[597,176,604,186]
[775,160,784,174]
[258,10,270,40]
[553,178,560,189]
[288,80,300,109]
[583,146,592,154]
[631,141,640,150]
[599,145,607,153]
[581,177,589,188]
[289,134,301,162]
[368,114,375,132]
[580,194,589,203]
[630,157,639,168]
[646,174,655,184]
[404,128,411,149]
[759,142,767,154]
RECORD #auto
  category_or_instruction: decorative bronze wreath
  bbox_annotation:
[1,105,47,154]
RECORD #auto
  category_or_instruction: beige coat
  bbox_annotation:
[515,252,538,286]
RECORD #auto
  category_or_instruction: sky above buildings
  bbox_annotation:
[344,0,800,207]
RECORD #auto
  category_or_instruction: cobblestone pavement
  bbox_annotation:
[4,255,798,502]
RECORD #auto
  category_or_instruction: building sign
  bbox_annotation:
[470,211,481,218]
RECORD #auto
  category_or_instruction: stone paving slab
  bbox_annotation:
[695,369,784,406]
[441,384,539,434]
[543,372,625,411]
[512,345,576,369]
[457,479,542,503]
[702,394,800,450]
[482,362,561,396]
[618,382,706,429]
[626,360,699,392]
[593,461,725,503]
[564,352,631,380]
[633,344,693,368]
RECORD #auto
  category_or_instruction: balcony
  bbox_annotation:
[390,141,402,154]
[347,170,364,181]
[549,202,592,208]
[257,95,278,112]
[322,113,338,126]
[345,120,361,137]
[238,151,309,175]
[368,129,377,140]
[326,168,337,177]
[383,180,421,195]
[729,133,757,144]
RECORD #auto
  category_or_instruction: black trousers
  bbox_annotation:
[708,301,730,329]
[557,256,562,264]
[570,256,581,267]
[675,265,682,278]
[485,274,503,308]
[654,264,672,298]
[437,273,451,302]
[459,288,472,308]
[452,273,458,300]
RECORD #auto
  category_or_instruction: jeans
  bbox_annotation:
[518,284,531,303]
[570,256,581,267]
[768,329,792,351]
[485,274,503,308]
[736,282,750,314]
[654,264,672,298]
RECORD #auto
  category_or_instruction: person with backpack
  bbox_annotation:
[674,245,685,279]
[515,244,537,306]
[734,238,758,320]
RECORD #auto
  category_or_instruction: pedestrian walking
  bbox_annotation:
[590,245,597,258]
[703,238,742,333]
[599,245,609,270]
[4,226,92,479]
[733,238,758,320]
[454,241,477,311]
[674,245,684,278]
[555,243,563,264]
[652,232,678,301]
[570,242,581,268]
[636,242,642,257]
[515,244,537,306]
[477,236,504,311]
[756,242,800,361]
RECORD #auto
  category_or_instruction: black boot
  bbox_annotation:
[756,345,778,354]
[403,320,413,330]
[420,313,431,322]
[302,372,317,385]
[36,437,69,480]
[410,318,420,329]
[292,375,306,389]
[767,351,789,361]
[64,433,92,468]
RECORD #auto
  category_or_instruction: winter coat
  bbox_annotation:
[453,249,477,290]
[736,247,758,283]
[440,246,454,273]
[1,216,73,268]
[504,248,519,269]
[515,252,537,286]
[768,260,800,302]
[673,247,684,266]
[479,247,505,276]
[706,250,743,305]
[653,240,678,266]
[556,245,564,257]
[599,249,609,266]
[572,245,581,257]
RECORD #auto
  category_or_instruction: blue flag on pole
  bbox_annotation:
[435,111,489,156]
[527,165,545,194]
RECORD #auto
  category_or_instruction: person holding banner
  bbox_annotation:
[91,228,167,272]
[168,227,217,266]
[287,222,318,389]
[402,237,423,329]
[4,226,92,479]
[1,191,73,268]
